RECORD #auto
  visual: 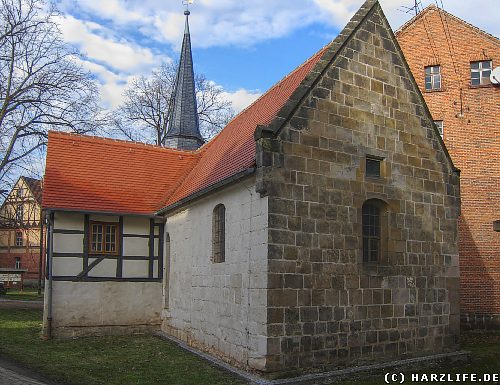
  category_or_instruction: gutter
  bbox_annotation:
[156,168,255,215]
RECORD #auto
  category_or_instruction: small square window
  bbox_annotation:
[425,65,441,90]
[434,120,444,138]
[471,60,492,86]
[366,157,381,178]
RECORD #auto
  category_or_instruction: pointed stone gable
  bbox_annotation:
[257,0,461,372]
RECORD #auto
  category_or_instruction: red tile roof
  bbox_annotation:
[43,134,200,215]
[42,47,327,215]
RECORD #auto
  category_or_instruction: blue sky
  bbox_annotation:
[55,0,498,112]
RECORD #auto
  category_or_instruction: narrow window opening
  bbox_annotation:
[362,201,385,263]
[212,204,226,263]
[14,257,21,269]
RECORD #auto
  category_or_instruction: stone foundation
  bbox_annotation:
[461,313,500,331]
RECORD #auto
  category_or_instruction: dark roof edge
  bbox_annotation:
[381,5,460,174]
[43,207,161,219]
[395,5,499,45]
[157,168,255,216]
[22,176,42,205]
[254,0,379,140]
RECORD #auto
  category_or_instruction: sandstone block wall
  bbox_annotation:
[256,4,461,372]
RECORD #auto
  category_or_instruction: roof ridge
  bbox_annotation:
[255,0,380,140]
[396,5,500,45]
[49,131,200,156]
[195,45,332,154]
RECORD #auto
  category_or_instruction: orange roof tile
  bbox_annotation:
[42,47,327,215]
[42,133,200,215]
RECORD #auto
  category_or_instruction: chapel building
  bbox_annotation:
[42,0,461,373]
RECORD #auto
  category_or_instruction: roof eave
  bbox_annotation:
[157,167,255,216]
[43,207,162,219]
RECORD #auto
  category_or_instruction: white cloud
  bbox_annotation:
[59,0,498,50]
[223,89,262,114]
[57,15,161,73]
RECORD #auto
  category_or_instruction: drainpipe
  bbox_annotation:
[45,212,54,339]
[38,210,44,295]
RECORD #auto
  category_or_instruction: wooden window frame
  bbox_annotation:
[89,221,119,255]
[212,204,226,263]
[14,257,21,269]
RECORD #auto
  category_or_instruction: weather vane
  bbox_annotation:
[183,0,194,14]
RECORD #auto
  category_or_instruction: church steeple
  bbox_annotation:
[164,9,204,151]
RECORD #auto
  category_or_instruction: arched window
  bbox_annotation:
[212,204,225,263]
[362,201,381,262]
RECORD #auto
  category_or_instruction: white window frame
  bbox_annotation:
[471,60,492,86]
[434,120,444,138]
[425,65,441,90]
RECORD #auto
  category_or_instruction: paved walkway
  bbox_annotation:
[0,366,50,385]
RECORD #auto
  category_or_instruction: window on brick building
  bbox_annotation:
[425,65,441,90]
[89,222,118,254]
[470,60,492,86]
[15,231,23,247]
[212,204,225,263]
[434,120,444,138]
[14,257,21,269]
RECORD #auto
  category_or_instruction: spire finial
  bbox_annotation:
[183,0,193,15]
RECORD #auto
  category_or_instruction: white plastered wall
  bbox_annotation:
[45,212,162,335]
[162,176,268,370]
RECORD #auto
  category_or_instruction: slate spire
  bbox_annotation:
[164,9,205,151]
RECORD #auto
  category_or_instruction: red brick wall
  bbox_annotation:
[397,7,500,328]
[0,229,45,282]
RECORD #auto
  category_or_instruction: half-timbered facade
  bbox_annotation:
[43,0,462,374]
[0,176,44,286]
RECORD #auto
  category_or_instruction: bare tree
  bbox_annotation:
[0,0,103,184]
[115,62,234,145]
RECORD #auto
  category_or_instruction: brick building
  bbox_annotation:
[396,6,500,329]
[0,176,44,287]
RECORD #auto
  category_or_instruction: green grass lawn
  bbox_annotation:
[2,289,44,301]
[0,308,498,385]
[0,308,243,385]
